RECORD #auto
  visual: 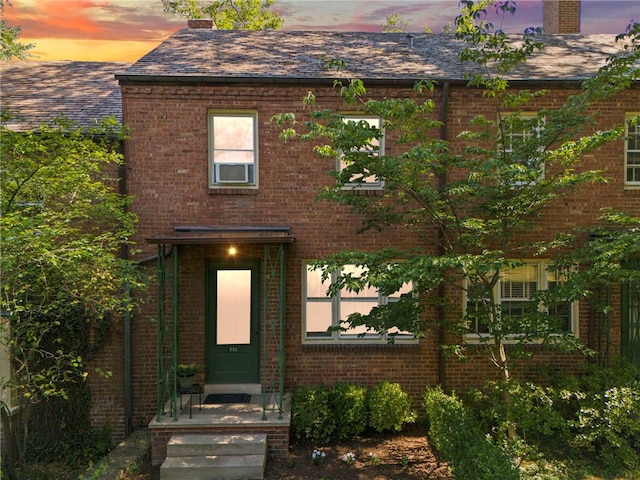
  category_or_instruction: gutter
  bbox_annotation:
[114,74,595,90]
[117,149,133,437]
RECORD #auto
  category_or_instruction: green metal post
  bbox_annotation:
[156,244,166,421]
[171,245,179,421]
[278,243,285,419]
[262,245,268,420]
[261,243,286,420]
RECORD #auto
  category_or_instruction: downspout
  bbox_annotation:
[117,147,133,437]
[437,82,450,389]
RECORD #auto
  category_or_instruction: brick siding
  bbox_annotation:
[87,80,640,446]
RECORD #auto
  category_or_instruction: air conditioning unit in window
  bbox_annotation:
[215,163,253,184]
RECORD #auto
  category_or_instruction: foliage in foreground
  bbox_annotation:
[425,361,640,480]
[1,112,142,476]
[291,381,416,445]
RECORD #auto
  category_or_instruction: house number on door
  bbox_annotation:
[229,347,238,353]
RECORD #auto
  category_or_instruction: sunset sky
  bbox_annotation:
[5,0,640,62]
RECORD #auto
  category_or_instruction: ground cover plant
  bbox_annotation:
[425,360,640,480]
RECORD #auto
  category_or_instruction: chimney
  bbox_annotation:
[543,0,581,34]
[187,19,213,29]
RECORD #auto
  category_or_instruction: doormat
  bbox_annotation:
[203,393,251,404]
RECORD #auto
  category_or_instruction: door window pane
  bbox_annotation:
[217,270,251,345]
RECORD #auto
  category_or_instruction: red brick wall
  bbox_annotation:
[543,0,582,33]
[115,80,639,438]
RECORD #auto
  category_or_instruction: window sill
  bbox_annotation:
[208,187,259,195]
[302,339,419,349]
[463,333,576,345]
[340,187,384,196]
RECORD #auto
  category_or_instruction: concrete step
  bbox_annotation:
[160,454,266,480]
[161,434,267,480]
[167,433,267,457]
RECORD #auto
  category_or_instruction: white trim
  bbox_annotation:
[208,111,259,189]
[338,115,385,190]
[499,112,546,185]
[624,113,640,187]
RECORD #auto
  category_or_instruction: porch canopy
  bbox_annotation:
[146,225,295,245]
[146,226,294,422]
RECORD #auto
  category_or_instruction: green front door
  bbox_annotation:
[206,261,260,384]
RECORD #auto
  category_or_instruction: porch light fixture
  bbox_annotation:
[228,246,238,256]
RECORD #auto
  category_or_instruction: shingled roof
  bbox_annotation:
[1,61,129,131]
[116,30,626,84]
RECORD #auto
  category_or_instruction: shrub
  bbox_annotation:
[466,380,571,447]
[567,386,640,470]
[330,383,368,441]
[424,385,520,480]
[368,381,416,433]
[290,385,335,444]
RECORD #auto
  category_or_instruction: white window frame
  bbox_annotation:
[302,263,416,344]
[500,113,545,185]
[339,115,384,190]
[625,113,640,188]
[464,261,578,343]
[208,111,258,188]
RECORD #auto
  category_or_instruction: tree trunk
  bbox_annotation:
[1,404,18,480]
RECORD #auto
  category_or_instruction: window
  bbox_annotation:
[339,116,383,189]
[465,261,576,340]
[209,113,257,187]
[500,113,545,184]
[625,114,640,186]
[303,263,414,343]
[0,310,15,410]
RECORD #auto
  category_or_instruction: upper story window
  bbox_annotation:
[303,263,414,344]
[499,113,545,184]
[209,112,257,188]
[339,116,384,189]
[625,114,640,187]
[465,261,577,341]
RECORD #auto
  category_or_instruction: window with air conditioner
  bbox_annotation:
[209,112,257,187]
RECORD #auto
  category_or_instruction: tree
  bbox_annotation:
[0,112,141,476]
[162,0,283,30]
[274,0,640,397]
[382,13,409,33]
[0,1,35,60]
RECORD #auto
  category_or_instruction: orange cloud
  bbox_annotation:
[6,0,182,42]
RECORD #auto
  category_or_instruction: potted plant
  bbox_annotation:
[176,363,199,389]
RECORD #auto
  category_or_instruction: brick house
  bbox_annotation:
[114,20,639,463]
[2,1,639,470]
